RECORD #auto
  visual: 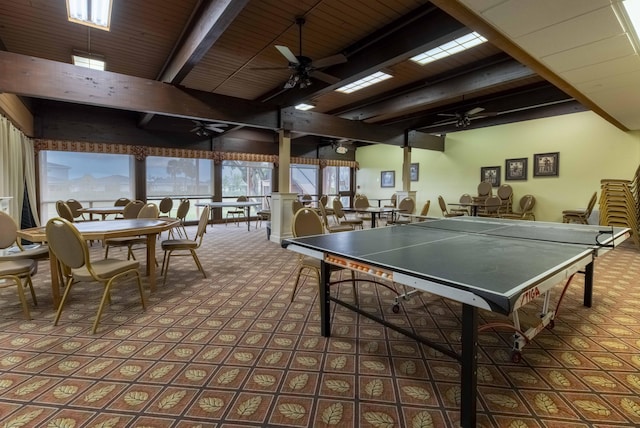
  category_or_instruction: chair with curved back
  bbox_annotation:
[104,202,158,260]
[332,198,364,229]
[174,199,190,239]
[413,200,431,222]
[497,184,513,214]
[0,259,38,319]
[158,197,173,217]
[226,196,247,227]
[318,203,353,233]
[56,200,75,222]
[479,195,501,217]
[319,194,335,219]
[500,195,534,220]
[66,199,89,221]
[113,198,131,218]
[46,217,145,334]
[473,181,493,205]
[563,191,597,224]
[256,195,271,228]
[292,200,305,215]
[354,195,372,223]
[0,210,50,264]
[387,197,416,225]
[438,196,464,218]
[450,194,472,216]
[290,208,357,303]
[160,206,210,285]
[384,193,397,208]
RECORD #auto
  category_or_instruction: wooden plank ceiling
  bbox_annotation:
[2,0,625,145]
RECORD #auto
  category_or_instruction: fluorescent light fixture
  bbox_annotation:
[410,32,487,65]
[622,0,640,51]
[336,71,392,94]
[72,54,106,71]
[66,0,112,31]
[294,103,315,111]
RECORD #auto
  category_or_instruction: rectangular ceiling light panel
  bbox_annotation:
[67,0,112,31]
[411,32,487,65]
[72,55,106,71]
[336,71,392,94]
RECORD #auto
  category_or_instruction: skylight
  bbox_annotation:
[622,0,640,52]
[72,54,106,71]
[335,71,392,94]
[66,0,112,31]
[410,32,487,65]
[294,103,315,111]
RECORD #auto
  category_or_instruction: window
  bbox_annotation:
[39,151,133,221]
[323,166,351,207]
[290,164,318,196]
[222,160,272,198]
[146,156,212,198]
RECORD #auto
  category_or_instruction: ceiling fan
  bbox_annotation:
[434,107,498,128]
[190,120,229,137]
[255,17,347,89]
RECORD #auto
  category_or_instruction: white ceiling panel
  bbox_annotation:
[542,33,635,73]
[466,0,610,39]
[560,55,640,84]
[514,7,623,57]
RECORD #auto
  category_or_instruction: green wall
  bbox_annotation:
[355,111,640,222]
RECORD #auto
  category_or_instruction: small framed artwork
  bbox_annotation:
[480,166,501,187]
[505,158,528,181]
[381,170,395,188]
[410,163,419,181]
[533,152,559,177]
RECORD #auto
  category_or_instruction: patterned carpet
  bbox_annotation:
[0,220,639,427]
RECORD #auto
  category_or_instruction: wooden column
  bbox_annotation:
[271,130,297,242]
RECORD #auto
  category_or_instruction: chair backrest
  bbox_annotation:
[520,195,534,216]
[354,196,370,209]
[390,193,397,207]
[66,199,84,219]
[292,208,324,238]
[237,196,248,203]
[292,200,304,214]
[46,217,88,271]
[484,195,501,213]
[459,193,472,204]
[176,199,190,220]
[585,191,598,216]
[194,206,210,244]
[0,211,18,249]
[56,200,74,222]
[138,203,159,219]
[316,203,331,228]
[320,194,328,207]
[497,184,513,201]
[438,195,448,214]
[123,200,145,219]
[264,195,271,209]
[397,197,415,214]
[159,197,173,214]
[477,181,492,197]
[520,194,535,211]
[332,198,346,219]
[114,198,131,207]
[419,200,430,216]
[301,194,312,203]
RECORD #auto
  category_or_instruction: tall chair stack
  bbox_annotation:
[599,165,640,248]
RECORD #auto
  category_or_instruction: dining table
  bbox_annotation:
[196,201,261,231]
[17,218,178,307]
[341,206,397,228]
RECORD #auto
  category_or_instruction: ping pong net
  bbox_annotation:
[404,217,617,248]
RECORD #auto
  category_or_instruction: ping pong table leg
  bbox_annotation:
[460,304,478,427]
[583,261,594,307]
[320,261,332,337]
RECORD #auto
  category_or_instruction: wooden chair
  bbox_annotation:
[161,206,210,285]
[438,196,464,217]
[290,208,357,303]
[497,184,513,214]
[66,199,89,221]
[387,197,415,225]
[332,198,364,229]
[46,217,145,334]
[563,192,597,224]
[473,181,493,205]
[479,195,501,217]
[226,196,247,227]
[56,200,75,222]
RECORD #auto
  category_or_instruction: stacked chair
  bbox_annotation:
[497,184,513,215]
[599,165,640,248]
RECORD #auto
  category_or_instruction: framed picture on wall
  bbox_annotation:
[533,152,559,177]
[505,158,528,181]
[480,166,501,187]
[381,170,395,188]
[410,163,419,181]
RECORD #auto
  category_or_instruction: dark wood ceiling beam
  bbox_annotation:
[259,6,468,106]
[429,0,627,131]
[139,0,249,127]
[0,51,443,148]
[338,59,536,122]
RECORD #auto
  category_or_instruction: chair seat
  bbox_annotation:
[0,259,36,275]
[0,245,49,261]
[328,224,354,233]
[161,239,198,250]
[562,209,586,215]
[72,258,140,281]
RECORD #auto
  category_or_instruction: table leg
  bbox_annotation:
[146,234,157,292]
[320,261,331,337]
[246,207,251,231]
[583,261,594,307]
[371,213,377,228]
[460,304,478,427]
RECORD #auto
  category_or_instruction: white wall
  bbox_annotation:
[356,111,640,222]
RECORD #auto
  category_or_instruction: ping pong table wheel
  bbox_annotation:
[511,350,522,363]
[392,304,400,313]
[547,319,555,329]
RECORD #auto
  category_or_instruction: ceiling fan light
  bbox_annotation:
[335,143,348,154]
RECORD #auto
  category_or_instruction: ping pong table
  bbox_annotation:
[282,216,629,427]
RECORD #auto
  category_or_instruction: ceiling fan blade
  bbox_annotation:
[437,113,458,117]
[190,126,200,132]
[249,66,292,71]
[205,127,226,133]
[310,70,341,84]
[431,118,458,126]
[311,53,347,69]
[275,45,299,64]
[466,107,485,116]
